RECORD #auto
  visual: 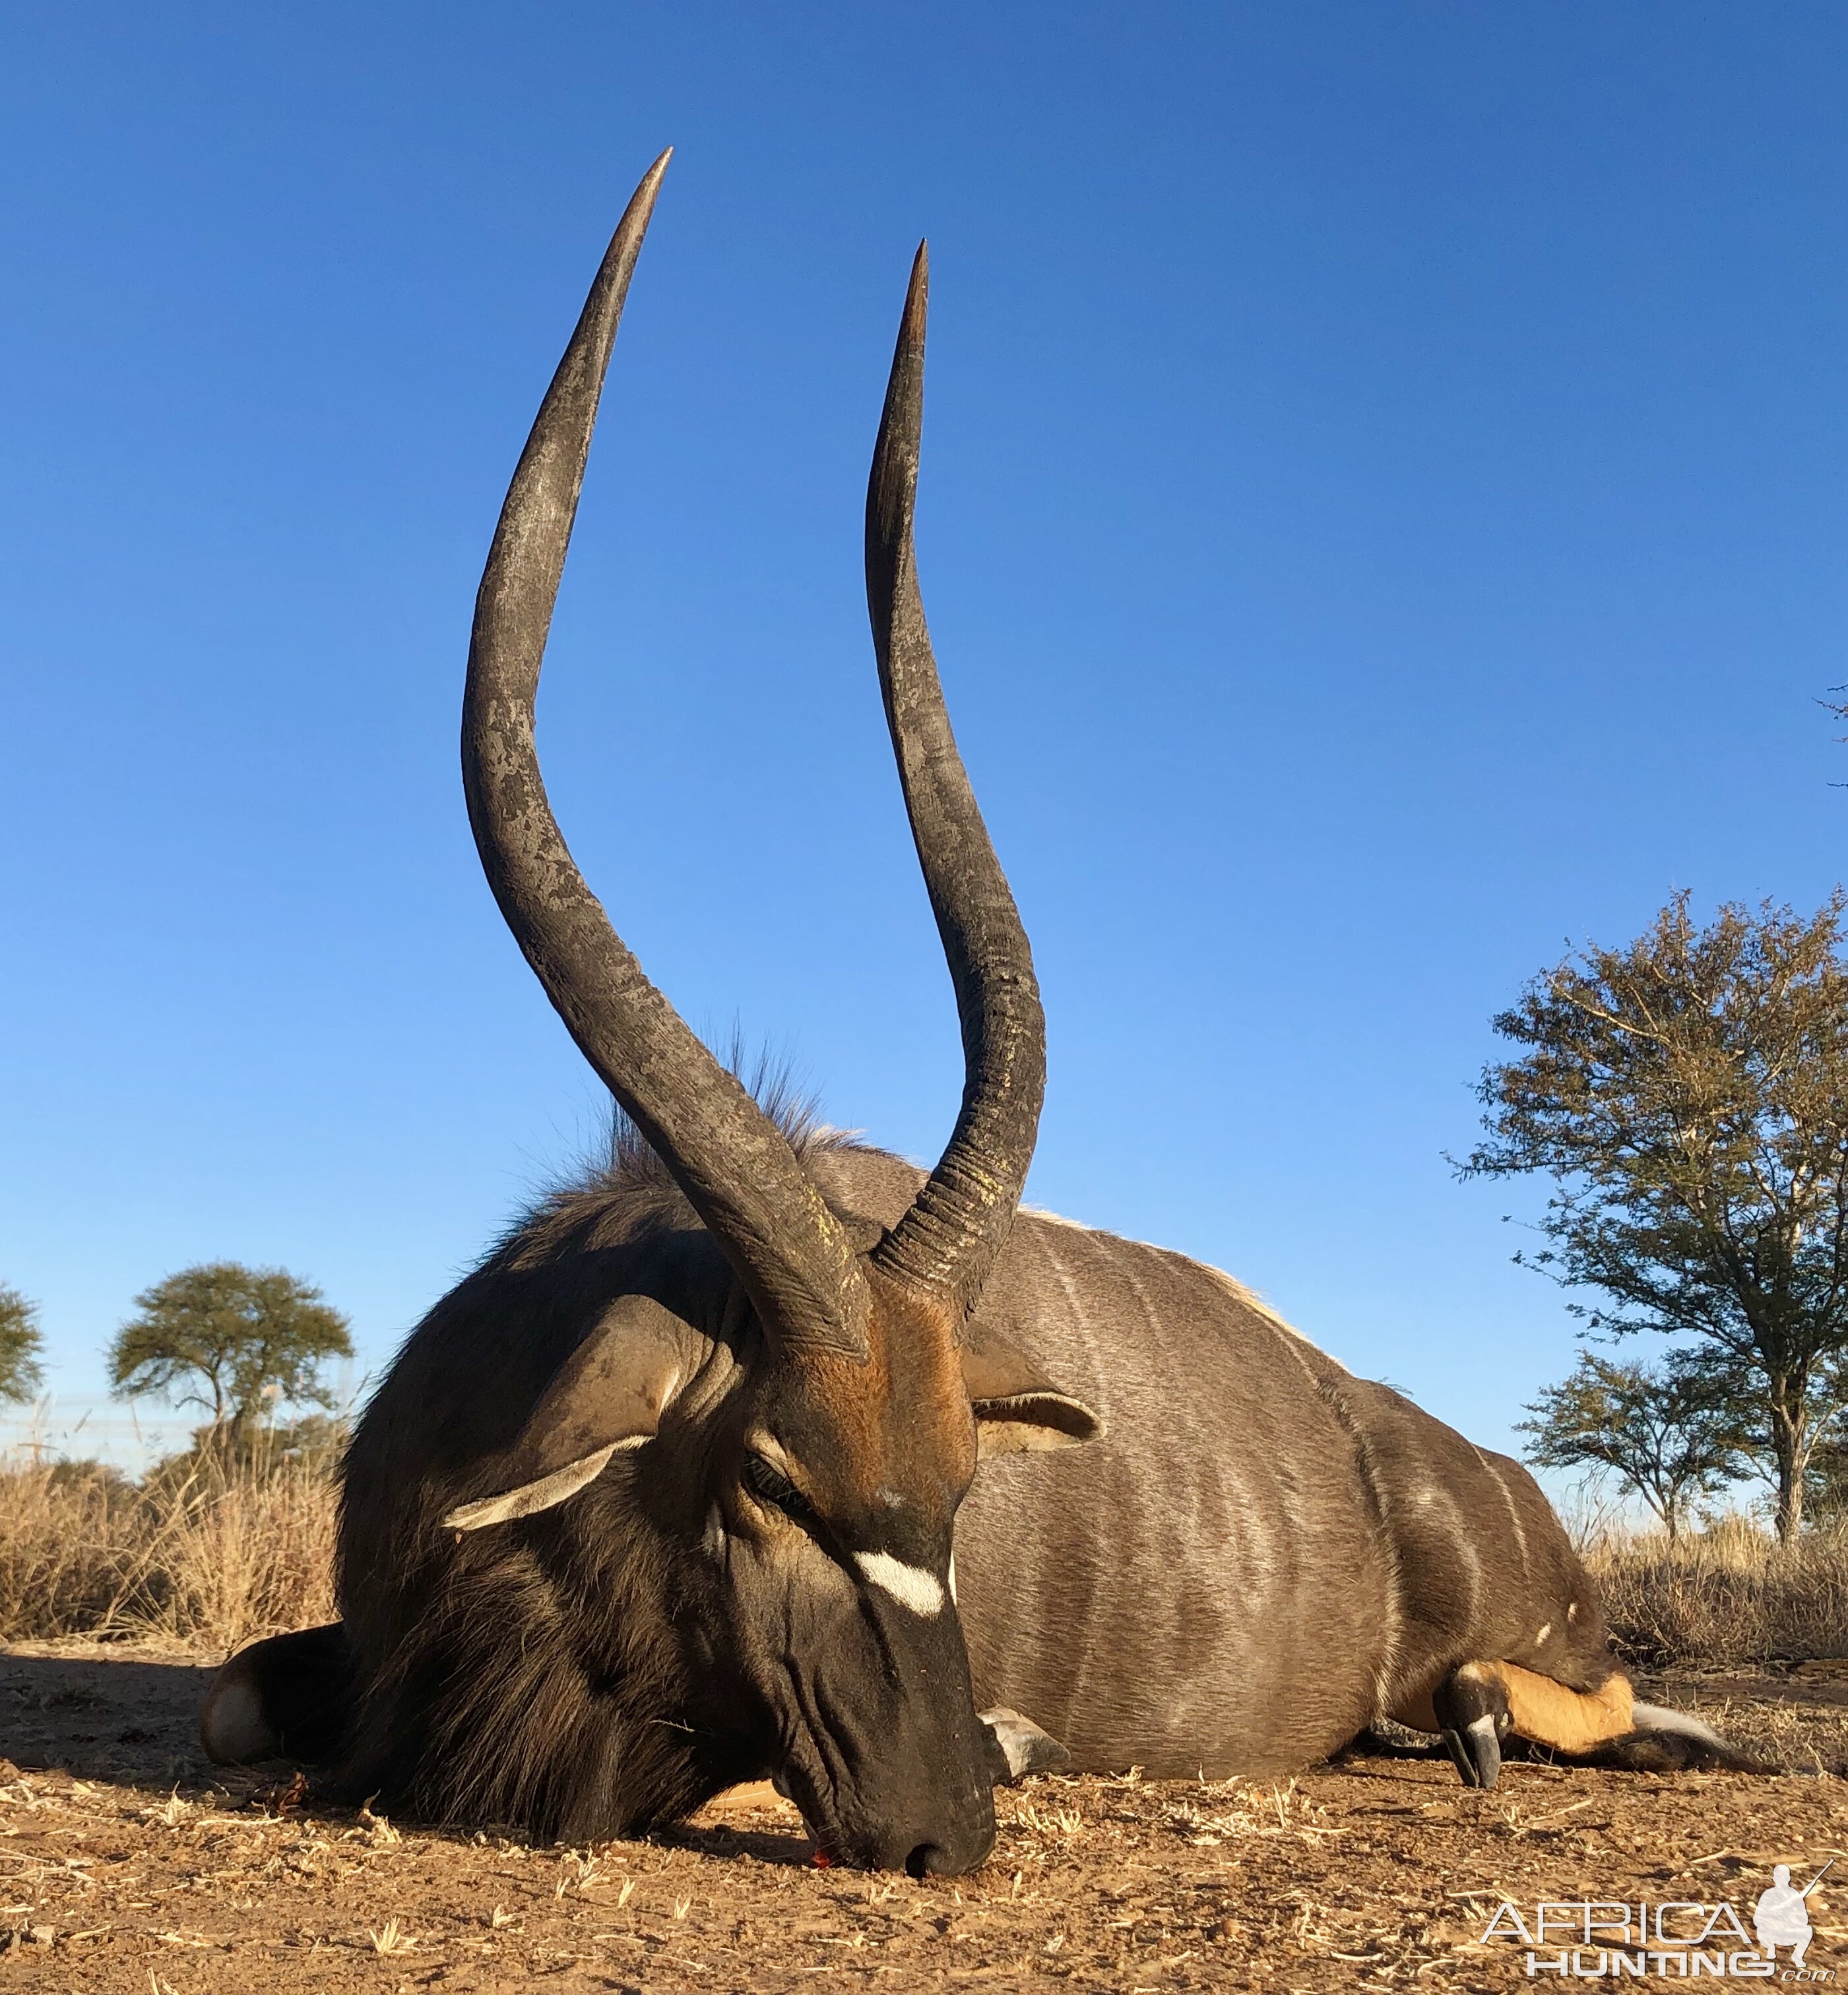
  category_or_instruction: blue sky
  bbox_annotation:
[3,3,1845,1471]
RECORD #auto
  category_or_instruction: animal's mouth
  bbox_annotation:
[773,1758,912,1871]
[770,1767,833,1860]
[769,1759,994,1878]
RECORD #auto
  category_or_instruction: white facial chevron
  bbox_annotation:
[854,1551,945,1616]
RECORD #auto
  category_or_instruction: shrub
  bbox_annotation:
[1585,1517,1848,1668]
[0,1449,337,1653]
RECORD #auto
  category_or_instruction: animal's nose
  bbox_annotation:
[903,1809,996,1878]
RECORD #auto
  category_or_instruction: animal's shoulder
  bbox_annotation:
[1008,1204,1341,1367]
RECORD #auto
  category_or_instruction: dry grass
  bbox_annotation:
[1,1443,1845,1676]
[0,1448,337,1651]
[1586,1515,1848,1667]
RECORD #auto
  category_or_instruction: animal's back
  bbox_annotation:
[812,1149,1397,1777]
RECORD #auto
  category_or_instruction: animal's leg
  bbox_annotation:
[1427,1660,1649,1789]
[1435,1664,1769,1774]
[1432,1661,1512,1790]
[1492,1660,1635,1753]
[200,1622,353,1765]
[1575,1700,1773,1774]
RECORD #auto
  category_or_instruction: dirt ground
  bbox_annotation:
[3,1643,1847,1992]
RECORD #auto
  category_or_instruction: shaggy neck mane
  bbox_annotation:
[337,1088,876,1843]
[501,1088,868,1269]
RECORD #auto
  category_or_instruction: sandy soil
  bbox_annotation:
[3,1642,1847,1992]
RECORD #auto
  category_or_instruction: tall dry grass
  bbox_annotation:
[0,1448,338,1653]
[1,1445,1844,1673]
[1585,1516,1848,1668]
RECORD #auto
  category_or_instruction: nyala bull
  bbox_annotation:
[203,152,1757,1876]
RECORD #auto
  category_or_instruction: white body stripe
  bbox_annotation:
[1476,1451,1532,1577]
[1021,1203,1335,1359]
[854,1551,945,1616]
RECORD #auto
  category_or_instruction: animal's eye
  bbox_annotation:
[742,1453,819,1529]
[742,1454,820,1529]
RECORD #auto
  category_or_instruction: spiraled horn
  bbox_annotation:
[462,151,870,1359]
[864,245,1047,1319]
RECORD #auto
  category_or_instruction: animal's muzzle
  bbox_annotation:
[866,1796,997,1879]
[783,1765,996,1876]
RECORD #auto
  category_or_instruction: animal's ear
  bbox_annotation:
[980,1705,1071,1783]
[443,1294,701,1531]
[961,1320,1102,1459]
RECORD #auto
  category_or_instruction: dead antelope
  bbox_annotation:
[203,152,1759,1875]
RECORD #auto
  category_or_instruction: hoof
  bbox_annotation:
[1434,1662,1510,1790]
[979,1707,1069,1785]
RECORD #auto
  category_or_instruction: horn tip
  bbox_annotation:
[627,148,673,224]
[903,241,928,339]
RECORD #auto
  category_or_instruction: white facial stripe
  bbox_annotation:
[854,1551,945,1617]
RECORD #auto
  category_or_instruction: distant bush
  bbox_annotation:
[0,1445,337,1652]
[143,1414,349,1494]
[1585,1517,1848,1668]
[44,1455,136,1495]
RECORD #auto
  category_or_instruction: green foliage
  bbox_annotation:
[1518,1351,1752,1539]
[1804,1433,1848,1525]
[0,1285,46,1405]
[1464,892,1848,1540]
[108,1263,352,1440]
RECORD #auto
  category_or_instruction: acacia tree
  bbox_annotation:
[1802,1406,1848,1521]
[1517,1352,1752,1540]
[108,1263,352,1445]
[1696,1345,1848,1525]
[1462,892,1848,1542]
[0,1284,46,1404]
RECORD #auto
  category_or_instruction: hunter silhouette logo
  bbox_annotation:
[1479,1864,1835,1979]
[1755,1863,1831,1971]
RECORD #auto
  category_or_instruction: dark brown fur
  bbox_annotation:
[321,1128,1655,1841]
